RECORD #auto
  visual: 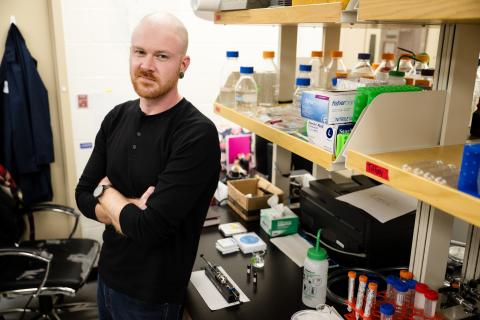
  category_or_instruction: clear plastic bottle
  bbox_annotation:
[218,51,240,107]
[350,53,374,79]
[293,78,310,117]
[298,64,312,81]
[388,70,406,85]
[398,54,416,77]
[424,290,438,318]
[309,51,325,88]
[375,53,395,81]
[302,229,328,308]
[380,303,395,320]
[235,66,258,116]
[256,51,279,108]
[415,52,430,77]
[326,50,348,89]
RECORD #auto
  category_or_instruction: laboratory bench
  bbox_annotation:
[185,205,311,320]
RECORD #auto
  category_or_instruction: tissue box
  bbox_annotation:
[260,208,299,237]
[307,120,354,154]
[227,177,284,221]
[301,90,356,124]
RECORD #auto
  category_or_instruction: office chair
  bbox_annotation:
[0,165,100,320]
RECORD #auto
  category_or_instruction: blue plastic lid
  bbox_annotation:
[226,51,239,58]
[296,78,310,86]
[240,66,254,74]
[358,53,371,60]
[394,282,408,293]
[386,275,397,285]
[380,303,395,316]
[406,279,417,290]
[299,64,312,72]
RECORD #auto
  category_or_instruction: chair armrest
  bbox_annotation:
[0,248,52,297]
[28,204,80,240]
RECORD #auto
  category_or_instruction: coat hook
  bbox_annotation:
[10,16,16,24]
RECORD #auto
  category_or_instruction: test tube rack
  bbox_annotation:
[344,291,443,320]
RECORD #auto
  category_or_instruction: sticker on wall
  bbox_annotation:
[77,94,88,108]
[80,142,93,149]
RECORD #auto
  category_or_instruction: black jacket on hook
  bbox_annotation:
[0,23,54,205]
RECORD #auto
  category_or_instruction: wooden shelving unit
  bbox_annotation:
[214,103,335,169]
[214,3,342,25]
[346,145,480,227]
[359,0,480,23]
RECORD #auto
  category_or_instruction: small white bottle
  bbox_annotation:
[309,51,325,88]
[235,66,258,116]
[302,229,328,308]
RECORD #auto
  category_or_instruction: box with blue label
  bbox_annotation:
[307,120,354,154]
[260,208,299,237]
[301,90,356,124]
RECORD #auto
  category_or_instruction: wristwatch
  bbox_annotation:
[93,184,112,199]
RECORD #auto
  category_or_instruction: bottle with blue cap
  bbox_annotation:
[235,66,258,115]
[298,64,312,81]
[350,53,374,80]
[380,303,395,320]
[302,229,328,308]
[293,78,310,117]
[219,51,240,107]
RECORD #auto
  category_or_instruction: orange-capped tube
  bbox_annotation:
[364,282,378,318]
[347,271,356,311]
[355,275,368,320]
[399,269,413,280]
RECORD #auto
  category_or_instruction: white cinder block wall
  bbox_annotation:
[61,0,292,241]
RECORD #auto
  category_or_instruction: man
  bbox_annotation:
[75,12,220,320]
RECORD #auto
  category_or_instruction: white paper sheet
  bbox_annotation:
[270,233,312,267]
[190,266,249,311]
[336,184,417,223]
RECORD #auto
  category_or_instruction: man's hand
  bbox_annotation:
[128,186,155,210]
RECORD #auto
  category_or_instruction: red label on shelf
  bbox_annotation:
[366,161,389,181]
[214,105,221,113]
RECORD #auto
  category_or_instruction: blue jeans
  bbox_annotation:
[97,276,183,320]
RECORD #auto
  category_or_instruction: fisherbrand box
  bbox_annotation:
[301,90,355,124]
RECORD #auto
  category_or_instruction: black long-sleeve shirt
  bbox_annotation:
[75,98,220,304]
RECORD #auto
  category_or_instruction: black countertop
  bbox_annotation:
[185,206,307,320]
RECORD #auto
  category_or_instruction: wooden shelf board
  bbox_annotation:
[214,3,342,25]
[346,145,480,227]
[214,103,335,169]
[359,0,480,23]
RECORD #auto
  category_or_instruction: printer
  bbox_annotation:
[299,175,415,268]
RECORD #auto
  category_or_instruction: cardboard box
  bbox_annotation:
[227,177,284,221]
[260,208,299,237]
[301,90,356,124]
[307,120,354,154]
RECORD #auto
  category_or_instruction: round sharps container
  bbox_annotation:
[302,229,328,308]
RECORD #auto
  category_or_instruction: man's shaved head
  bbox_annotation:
[132,12,188,55]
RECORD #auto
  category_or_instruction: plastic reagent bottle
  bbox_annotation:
[218,51,240,107]
[302,229,328,308]
[415,52,430,76]
[388,70,406,85]
[350,53,374,79]
[309,51,325,88]
[326,50,348,89]
[235,66,258,115]
[380,303,395,320]
[375,53,395,81]
[256,50,279,108]
[293,78,311,117]
[398,54,416,77]
[299,64,312,81]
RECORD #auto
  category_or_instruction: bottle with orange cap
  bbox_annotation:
[398,53,416,77]
[256,50,279,108]
[414,52,430,77]
[309,51,326,89]
[374,53,395,81]
[326,50,348,89]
